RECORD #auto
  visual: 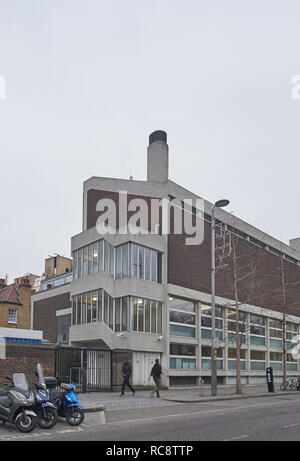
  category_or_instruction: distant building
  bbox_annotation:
[0,277,32,329]
[31,256,73,345]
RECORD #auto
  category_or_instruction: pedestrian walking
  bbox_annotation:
[149,359,163,398]
[119,359,135,396]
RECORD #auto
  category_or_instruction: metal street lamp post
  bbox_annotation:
[211,199,230,396]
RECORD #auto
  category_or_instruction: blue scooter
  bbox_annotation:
[33,364,58,429]
[44,376,84,426]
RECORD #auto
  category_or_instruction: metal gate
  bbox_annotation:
[55,346,112,392]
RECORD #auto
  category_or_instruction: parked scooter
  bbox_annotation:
[33,364,58,429]
[44,376,84,426]
[0,374,37,433]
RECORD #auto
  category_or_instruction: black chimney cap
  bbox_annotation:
[149,130,167,145]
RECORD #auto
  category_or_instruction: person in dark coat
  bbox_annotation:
[119,359,135,396]
[149,359,163,398]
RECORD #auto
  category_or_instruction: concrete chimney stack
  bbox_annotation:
[147,130,169,182]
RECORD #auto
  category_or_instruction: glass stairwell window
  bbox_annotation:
[74,240,162,283]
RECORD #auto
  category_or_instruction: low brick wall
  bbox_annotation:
[0,343,55,389]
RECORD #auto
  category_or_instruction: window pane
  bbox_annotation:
[82,294,87,323]
[157,253,162,283]
[250,314,265,325]
[201,316,222,329]
[109,295,114,329]
[110,246,115,278]
[171,310,196,325]
[170,343,196,356]
[104,241,110,273]
[92,291,97,322]
[151,250,157,282]
[250,325,265,336]
[228,360,246,370]
[93,243,98,274]
[138,246,144,279]
[201,346,223,358]
[145,248,151,281]
[201,304,222,318]
[122,243,129,277]
[137,298,144,332]
[270,352,282,361]
[115,298,121,332]
[250,350,265,360]
[87,292,92,323]
[78,248,82,278]
[270,338,282,348]
[201,329,223,341]
[131,297,138,331]
[151,300,157,333]
[228,348,246,359]
[145,299,151,332]
[72,300,76,325]
[170,358,196,369]
[77,296,81,324]
[269,319,282,329]
[131,244,138,278]
[83,247,88,277]
[103,291,109,325]
[98,240,103,271]
[171,324,195,338]
[116,246,122,279]
[97,290,102,322]
[201,359,223,370]
[250,336,265,346]
[88,245,93,275]
[157,302,162,333]
[228,309,246,322]
[73,251,78,280]
[250,361,265,371]
[122,296,128,331]
[169,297,195,313]
[269,329,282,338]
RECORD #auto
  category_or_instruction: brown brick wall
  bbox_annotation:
[33,292,71,343]
[86,189,161,231]
[168,220,300,317]
[0,343,55,389]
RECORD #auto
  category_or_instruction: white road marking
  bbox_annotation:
[283,423,300,428]
[224,435,249,441]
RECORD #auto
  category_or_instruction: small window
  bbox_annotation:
[8,308,17,324]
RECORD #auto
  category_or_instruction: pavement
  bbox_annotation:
[78,383,296,412]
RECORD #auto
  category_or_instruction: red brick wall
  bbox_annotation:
[0,343,55,389]
[168,220,300,317]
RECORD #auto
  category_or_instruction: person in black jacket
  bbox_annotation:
[149,359,163,398]
[119,359,135,396]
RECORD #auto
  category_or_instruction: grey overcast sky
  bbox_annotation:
[0,0,300,282]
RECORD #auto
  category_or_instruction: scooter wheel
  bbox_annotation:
[38,407,58,429]
[15,413,37,433]
[65,407,84,426]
